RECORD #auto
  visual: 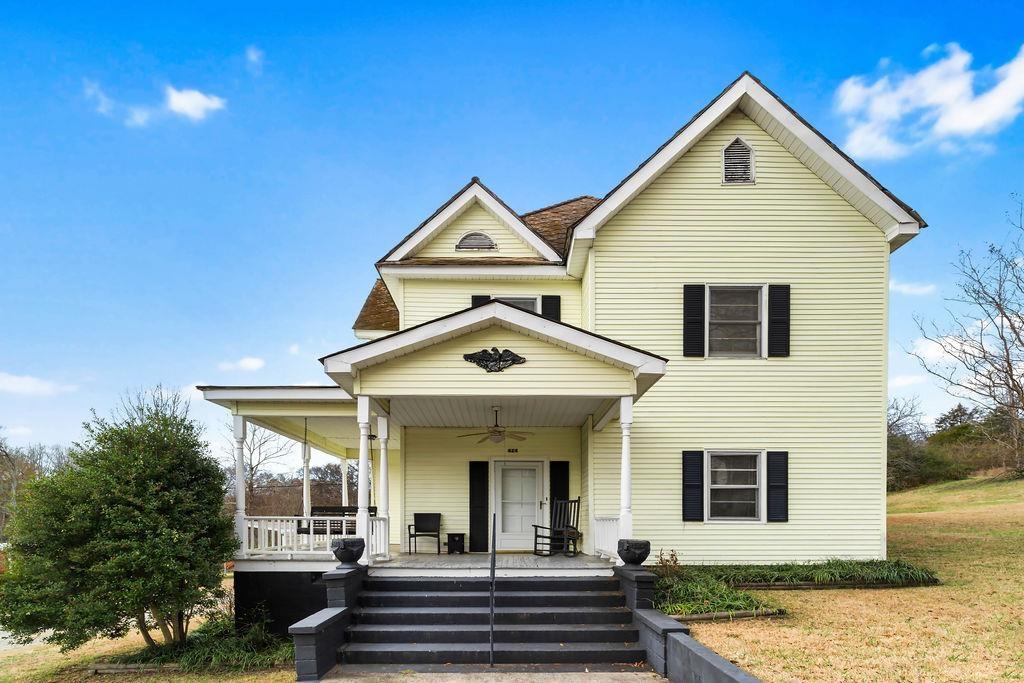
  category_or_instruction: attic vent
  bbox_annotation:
[723,138,754,184]
[456,232,497,250]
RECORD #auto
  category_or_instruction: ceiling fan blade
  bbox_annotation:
[507,433,527,441]
[477,435,492,444]
[458,432,490,438]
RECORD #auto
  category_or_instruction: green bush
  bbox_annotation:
[655,574,777,616]
[113,611,293,672]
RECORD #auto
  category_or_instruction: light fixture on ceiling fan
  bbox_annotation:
[457,406,533,444]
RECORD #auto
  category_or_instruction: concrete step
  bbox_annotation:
[347,622,640,643]
[362,576,621,592]
[340,641,647,665]
[358,590,625,608]
[355,606,633,625]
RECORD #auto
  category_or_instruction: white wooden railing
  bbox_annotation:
[242,516,356,557]
[593,515,620,560]
[368,516,390,561]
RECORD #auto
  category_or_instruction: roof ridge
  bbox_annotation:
[521,195,599,217]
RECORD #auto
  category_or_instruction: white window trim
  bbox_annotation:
[703,283,768,359]
[703,449,767,524]
[490,295,541,314]
[455,230,499,251]
[721,136,756,185]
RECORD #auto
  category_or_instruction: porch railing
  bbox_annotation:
[241,515,356,557]
[368,516,390,561]
[593,515,620,560]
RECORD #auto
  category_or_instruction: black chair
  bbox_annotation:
[407,513,442,554]
[297,505,376,535]
[533,498,581,557]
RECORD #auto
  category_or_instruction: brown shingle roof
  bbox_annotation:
[521,196,602,256]
[353,279,399,331]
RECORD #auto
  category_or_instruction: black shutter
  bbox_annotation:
[471,295,491,308]
[683,285,705,357]
[682,450,704,521]
[541,295,562,321]
[549,461,570,547]
[469,461,489,551]
[767,285,790,357]
[766,451,789,522]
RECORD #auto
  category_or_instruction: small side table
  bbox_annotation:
[447,532,466,555]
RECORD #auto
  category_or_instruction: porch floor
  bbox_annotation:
[370,552,615,577]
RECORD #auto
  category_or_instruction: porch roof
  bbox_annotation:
[320,300,668,400]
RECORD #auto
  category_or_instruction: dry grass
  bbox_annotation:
[692,476,1024,682]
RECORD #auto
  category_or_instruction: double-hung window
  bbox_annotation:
[707,285,763,357]
[494,296,539,313]
[707,451,762,521]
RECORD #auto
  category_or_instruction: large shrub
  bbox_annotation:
[0,388,237,650]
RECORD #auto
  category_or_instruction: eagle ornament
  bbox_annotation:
[462,347,526,372]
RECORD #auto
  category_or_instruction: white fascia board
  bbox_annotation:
[386,183,561,262]
[566,74,920,261]
[322,302,666,376]
[200,387,353,402]
[886,222,921,252]
[378,264,572,280]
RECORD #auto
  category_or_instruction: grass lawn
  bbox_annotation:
[691,475,1024,682]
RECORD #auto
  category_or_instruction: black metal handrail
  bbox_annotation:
[489,512,496,667]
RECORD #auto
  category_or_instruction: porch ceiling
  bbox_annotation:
[390,395,609,428]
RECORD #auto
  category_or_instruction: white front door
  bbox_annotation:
[494,461,544,550]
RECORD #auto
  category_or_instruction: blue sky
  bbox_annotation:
[3,2,1024,465]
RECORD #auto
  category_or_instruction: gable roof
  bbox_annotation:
[379,178,563,264]
[353,279,399,331]
[521,195,602,255]
[325,299,668,397]
[565,71,925,273]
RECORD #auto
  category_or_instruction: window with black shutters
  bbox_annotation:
[723,138,754,184]
[708,285,762,357]
[494,296,539,313]
[707,451,762,521]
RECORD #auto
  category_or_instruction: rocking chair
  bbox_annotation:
[533,498,581,557]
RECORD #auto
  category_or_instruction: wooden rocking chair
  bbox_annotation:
[533,498,581,557]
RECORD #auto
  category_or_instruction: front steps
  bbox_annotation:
[339,576,645,666]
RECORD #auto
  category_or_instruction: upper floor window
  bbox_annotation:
[456,232,497,250]
[723,137,754,184]
[708,285,762,357]
[495,296,539,313]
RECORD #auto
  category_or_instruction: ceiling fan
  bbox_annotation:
[458,406,533,444]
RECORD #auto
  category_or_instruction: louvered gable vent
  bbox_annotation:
[723,138,753,184]
[456,232,497,250]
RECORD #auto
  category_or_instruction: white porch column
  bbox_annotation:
[301,442,312,518]
[232,415,247,554]
[341,458,350,507]
[618,396,633,540]
[355,396,371,565]
[376,415,391,560]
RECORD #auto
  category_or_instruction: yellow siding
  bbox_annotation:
[416,202,539,258]
[358,326,634,396]
[590,111,888,562]
[401,427,582,550]
[401,279,583,328]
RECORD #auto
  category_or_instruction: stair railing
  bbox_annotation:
[489,512,496,667]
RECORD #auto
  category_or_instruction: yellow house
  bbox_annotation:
[201,72,923,603]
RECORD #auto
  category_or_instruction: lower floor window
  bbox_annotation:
[707,451,761,520]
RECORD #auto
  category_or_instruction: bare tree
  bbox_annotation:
[0,434,61,540]
[222,423,293,505]
[912,195,1024,475]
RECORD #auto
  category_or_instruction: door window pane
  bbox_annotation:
[500,467,536,533]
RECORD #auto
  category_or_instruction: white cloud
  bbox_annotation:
[0,371,78,396]
[288,343,300,355]
[4,425,33,438]
[245,45,264,75]
[890,279,937,295]
[890,374,927,388]
[83,79,113,115]
[124,106,152,128]
[217,357,265,372]
[835,43,1024,159]
[165,86,226,121]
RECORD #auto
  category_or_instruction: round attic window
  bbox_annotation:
[456,232,497,250]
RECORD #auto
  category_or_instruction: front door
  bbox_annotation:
[494,461,544,550]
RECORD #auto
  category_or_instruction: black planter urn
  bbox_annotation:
[617,539,651,566]
[331,538,365,566]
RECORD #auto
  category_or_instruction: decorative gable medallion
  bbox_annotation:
[463,347,526,373]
